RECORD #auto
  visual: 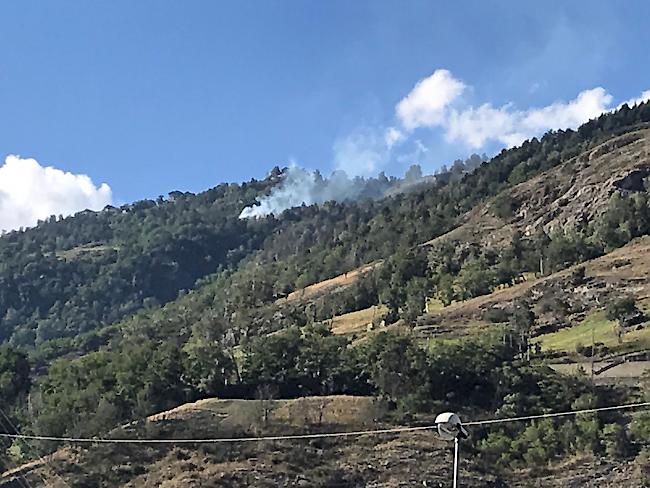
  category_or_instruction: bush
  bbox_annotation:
[482,307,510,323]
[605,296,638,322]
[602,423,631,458]
[570,266,587,286]
[575,342,590,356]
[492,194,518,219]
[630,411,650,443]
[478,431,512,469]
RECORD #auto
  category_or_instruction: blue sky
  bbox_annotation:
[1,1,649,229]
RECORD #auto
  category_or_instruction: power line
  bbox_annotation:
[0,409,40,488]
[0,424,438,444]
[0,412,34,488]
[0,407,71,488]
[0,401,647,445]
[465,401,650,426]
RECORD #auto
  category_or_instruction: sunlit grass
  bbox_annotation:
[420,323,497,352]
[425,297,445,312]
[535,311,650,353]
[327,305,387,335]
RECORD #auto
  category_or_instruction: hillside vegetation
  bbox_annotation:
[2,102,650,486]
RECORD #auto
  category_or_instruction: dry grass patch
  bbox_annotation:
[327,305,387,335]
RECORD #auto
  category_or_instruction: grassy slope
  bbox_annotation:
[326,305,387,335]
[311,237,650,361]
[281,130,650,346]
[535,311,650,353]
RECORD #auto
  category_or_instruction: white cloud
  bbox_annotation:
[332,70,464,177]
[446,103,523,148]
[394,68,650,150]
[445,87,615,149]
[415,139,428,154]
[0,155,113,232]
[522,87,613,132]
[335,68,650,177]
[396,69,466,130]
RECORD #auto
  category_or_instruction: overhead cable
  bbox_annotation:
[0,401,647,445]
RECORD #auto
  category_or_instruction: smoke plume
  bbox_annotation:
[239,166,386,218]
[239,156,484,219]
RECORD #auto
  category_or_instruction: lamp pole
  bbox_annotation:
[435,412,467,488]
[453,436,459,488]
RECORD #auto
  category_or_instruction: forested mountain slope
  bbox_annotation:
[425,128,650,249]
[0,177,280,345]
[2,103,650,486]
[3,101,650,350]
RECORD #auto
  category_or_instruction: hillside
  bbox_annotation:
[2,396,647,487]
[3,104,650,352]
[294,127,650,352]
[422,128,650,249]
[416,236,650,338]
[2,103,650,485]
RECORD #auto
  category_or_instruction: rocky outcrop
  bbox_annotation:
[613,167,650,193]
[435,129,650,246]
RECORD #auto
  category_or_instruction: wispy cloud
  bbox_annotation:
[0,155,112,232]
[396,69,650,150]
[384,127,405,149]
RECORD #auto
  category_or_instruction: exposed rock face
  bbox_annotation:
[613,167,650,193]
[428,129,650,248]
[619,309,647,328]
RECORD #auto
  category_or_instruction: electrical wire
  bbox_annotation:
[0,412,34,488]
[0,424,438,444]
[0,401,647,445]
[464,401,650,426]
[0,407,71,488]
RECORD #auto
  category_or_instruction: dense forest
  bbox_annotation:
[2,101,650,479]
[0,158,491,348]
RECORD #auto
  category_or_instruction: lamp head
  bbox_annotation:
[435,412,468,440]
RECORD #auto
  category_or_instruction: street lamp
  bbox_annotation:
[435,412,469,488]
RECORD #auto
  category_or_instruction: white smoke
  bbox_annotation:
[332,128,391,177]
[238,157,482,219]
[0,155,113,232]
[239,166,374,219]
[384,127,405,149]
[242,69,650,219]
